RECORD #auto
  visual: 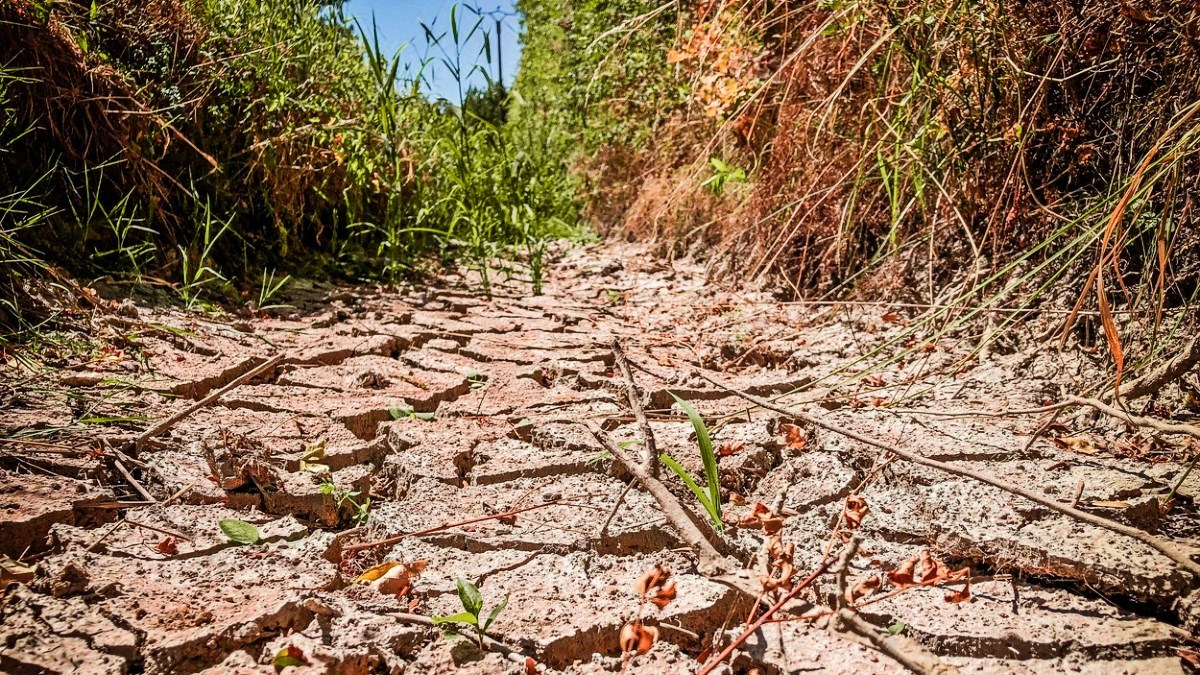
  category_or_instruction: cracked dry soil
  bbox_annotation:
[2,242,1199,674]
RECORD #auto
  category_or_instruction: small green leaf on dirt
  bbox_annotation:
[272,645,309,668]
[219,519,260,545]
[887,620,907,635]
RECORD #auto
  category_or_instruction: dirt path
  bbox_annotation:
[2,243,1197,674]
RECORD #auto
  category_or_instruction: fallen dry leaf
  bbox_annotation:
[0,555,36,586]
[717,442,745,457]
[620,621,658,655]
[845,575,882,604]
[781,424,808,451]
[635,564,676,609]
[525,657,539,674]
[864,374,886,387]
[272,645,310,667]
[155,537,179,555]
[1053,435,1101,455]
[355,560,427,599]
[882,312,902,323]
[888,555,918,588]
[945,576,972,603]
[740,502,784,536]
[843,495,869,530]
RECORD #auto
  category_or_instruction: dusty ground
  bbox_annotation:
[2,242,1199,674]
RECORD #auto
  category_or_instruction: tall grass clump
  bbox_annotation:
[0,0,580,315]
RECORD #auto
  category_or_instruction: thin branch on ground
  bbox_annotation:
[611,338,660,477]
[836,609,961,675]
[695,370,1200,579]
[579,418,732,575]
[340,501,572,554]
[133,353,284,452]
[1069,395,1200,441]
[696,538,854,675]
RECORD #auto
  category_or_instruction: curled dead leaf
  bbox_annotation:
[1053,435,1101,455]
[739,502,784,536]
[525,657,539,674]
[843,495,869,530]
[845,575,882,605]
[717,442,745,457]
[155,537,179,555]
[781,424,808,451]
[945,576,972,603]
[888,555,918,588]
[635,564,676,609]
[619,621,659,655]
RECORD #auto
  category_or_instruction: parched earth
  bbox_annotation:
[2,243,1199,674]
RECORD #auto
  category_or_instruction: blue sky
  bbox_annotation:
[342,0,522,103]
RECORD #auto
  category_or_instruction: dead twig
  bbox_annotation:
[611,338,659,477]
[696,543,843,675]
[388,611,527,657]
[112,458,156,503]
[836,609,961,675]
[133,354,284,452]
[341,501,571,554]
[581,419,732,575]
[696,371,1200,579]
[1069,395,1200,441]
[598,481,635,538]
[1113,336,1200,402]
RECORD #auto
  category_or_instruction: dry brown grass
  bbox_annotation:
[592,0,1200,308]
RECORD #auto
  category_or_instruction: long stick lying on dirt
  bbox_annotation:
[836,609,960,675]
[133,354,284,452]
[1069,395,1200,441]
[695,371,1200,579]
[580,419,732,575]
[611,339,659,477]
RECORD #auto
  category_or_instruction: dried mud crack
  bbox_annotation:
[3,243,1200,674]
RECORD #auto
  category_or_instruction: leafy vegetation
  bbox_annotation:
[432,578,509,650]
[662,393,722,530]
[0,0,580,334]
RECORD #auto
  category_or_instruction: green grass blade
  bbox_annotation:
[670,392,721,524]
[660,452,722,531]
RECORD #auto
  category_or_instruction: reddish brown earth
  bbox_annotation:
[2,243,1198,674]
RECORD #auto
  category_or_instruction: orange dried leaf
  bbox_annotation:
[717,442,745,457]
[888,556,918,588]
[356,560,427,599]
[155,537,179,555]
[881,312,902,323]
[944,576,972,603]
[619,621,658,655]
[781,424,808,451]
[1053,435,1101,455]
[648,581,677,609]
[635,564,672,599]
[844,575,882,605]
[525,657,539,674]
[864,374,886,387]
[843,495,869,530]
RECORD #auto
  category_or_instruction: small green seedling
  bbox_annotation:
[319,480,371,526]
[661,393,723,530]
[219,519,260,545]
[433,578,509,650]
